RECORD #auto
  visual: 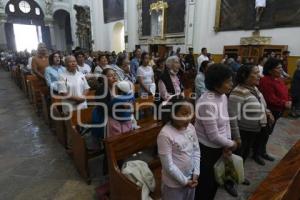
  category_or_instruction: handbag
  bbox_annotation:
[214,154,245,186]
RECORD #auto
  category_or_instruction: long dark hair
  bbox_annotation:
[49,51,61,66]
[139,52,149,66]
[98,68,115,85]
[199,60,210,73]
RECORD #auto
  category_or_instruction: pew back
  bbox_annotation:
[249,140,300,200]
[105,122,163,200]
[65,107,98,184]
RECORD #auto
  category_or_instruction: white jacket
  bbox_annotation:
[122,160,156,200]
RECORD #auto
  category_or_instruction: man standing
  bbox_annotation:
[185,48,196,71]
[75,51,91,75]
[130,48,142,78]
[32,43,49,80]
[197,48,209,73]
[282,50,290,73]
[58,55,90,114]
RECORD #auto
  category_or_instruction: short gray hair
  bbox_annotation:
[166,56,179,68]
[65,55,76,65]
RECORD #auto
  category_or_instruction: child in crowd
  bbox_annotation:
[108,80,135,137]
[157,95,200,200]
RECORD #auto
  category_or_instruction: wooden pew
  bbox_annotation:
[104,122,163,200]
[248,140,300,200]
[135,95,155,124]
[30,78,47,114]
[20,68,32,95]
[46,90,96,127]
[51,105,67,148]
[26,75,38,103]
[65,107,102,184]
[40,88,51,126]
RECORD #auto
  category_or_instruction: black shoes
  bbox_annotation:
[261,153,275,162]
[253,156,266,166]
[242,178,250,186]
[224,180,238,197]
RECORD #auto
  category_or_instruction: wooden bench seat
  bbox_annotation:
[65,107,102,184]
[104,122,163,200]
[248,140,300,200]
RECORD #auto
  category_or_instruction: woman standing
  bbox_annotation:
[44,51,65,93]
[195,61,210,99]
[259,58,292,161]
[115,55,136,83]
[137,52,155,97]
[158,56,184,101]
[194,64,237,199]
[93,54,109,74]
[229,65,274,166]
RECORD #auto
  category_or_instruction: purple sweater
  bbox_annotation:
[194,91,234,148]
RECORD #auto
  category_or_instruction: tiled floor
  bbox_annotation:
[0,69,299,200]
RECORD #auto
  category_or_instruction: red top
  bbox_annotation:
[259,75,290,112]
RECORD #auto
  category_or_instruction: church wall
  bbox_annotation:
[90,0,125,52]
[193,0,300,57]
[0,0,91,50]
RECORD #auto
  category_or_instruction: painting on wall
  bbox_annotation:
[219,0,300,31]
[103,0,124,24]
[141,0,185,36]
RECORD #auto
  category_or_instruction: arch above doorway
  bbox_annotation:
[5,0,44,25]
[53,9,73,52]
[112,22,125,53]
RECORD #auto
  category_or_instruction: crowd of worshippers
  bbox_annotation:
[3,43,300,200]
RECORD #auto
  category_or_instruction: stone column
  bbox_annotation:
[192,0,210,53]
[89,0,105,50]
[126,0,139,52]
[185,0,196,52]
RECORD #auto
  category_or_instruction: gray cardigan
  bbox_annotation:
[228,85,268,139]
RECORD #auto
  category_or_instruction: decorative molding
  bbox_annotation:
[137,0,143,38]
[240,31,272,45]
[150,1,168,13]
[45,0,54,16]
[139,36,185,45]
[138,0,186,45]
[149,0,169,39]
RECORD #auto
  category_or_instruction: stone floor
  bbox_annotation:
[0,69,299,200]
[0,70,101,200]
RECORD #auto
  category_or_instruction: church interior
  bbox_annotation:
[1,0,300,199]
